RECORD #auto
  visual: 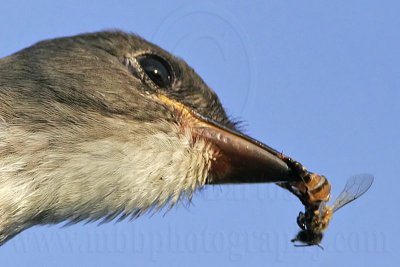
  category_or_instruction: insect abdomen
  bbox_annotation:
[305,173,331,204]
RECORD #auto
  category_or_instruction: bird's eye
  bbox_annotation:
[137,54,173,88]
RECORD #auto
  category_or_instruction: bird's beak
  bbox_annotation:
[156,94,295,185]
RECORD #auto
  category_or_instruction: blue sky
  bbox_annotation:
[0,1,398,266]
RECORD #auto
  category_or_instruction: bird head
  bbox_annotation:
[0,31,294,243]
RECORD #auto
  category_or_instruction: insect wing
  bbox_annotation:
[316,200,327,220]
[332,174,374,212]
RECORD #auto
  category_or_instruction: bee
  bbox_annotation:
[291,174,374,248]
[276,155,374,248]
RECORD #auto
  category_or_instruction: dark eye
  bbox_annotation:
[137,54,173,88]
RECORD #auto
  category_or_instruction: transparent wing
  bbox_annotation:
[318,201,327,220]
[332,174,374,212]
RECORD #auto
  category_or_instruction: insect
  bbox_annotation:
[276,155,374,248]
[291,174,374,248]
